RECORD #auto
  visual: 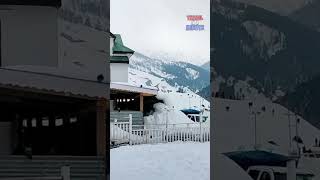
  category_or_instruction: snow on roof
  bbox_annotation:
[0,67,108,99]
[111,82,158,95]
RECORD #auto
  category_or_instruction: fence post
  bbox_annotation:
[187,123,190,141]
[166,111,168,142]
[61,165,70,180]
[129,114,132,145]
[199,115,203,142]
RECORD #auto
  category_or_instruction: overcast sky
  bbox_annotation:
[111,0,210,65]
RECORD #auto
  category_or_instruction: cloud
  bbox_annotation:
[111,0,210,65]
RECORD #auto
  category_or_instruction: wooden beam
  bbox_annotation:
[96,98,107,157]
[140,94,144,112]
[96,98,107,179]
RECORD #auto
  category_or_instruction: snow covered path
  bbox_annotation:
[110,142,210,180]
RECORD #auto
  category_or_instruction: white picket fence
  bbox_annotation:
[110,114,210,146]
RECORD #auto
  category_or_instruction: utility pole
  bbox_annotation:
[284,110,296,153]
[254,112,257,148]
[252,111,260,149]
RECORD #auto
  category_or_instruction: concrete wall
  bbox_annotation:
[110,63,128,82]
[110,37,114,56]
[0,5,58,67]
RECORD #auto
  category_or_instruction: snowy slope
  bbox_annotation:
[213,98,320,179]
[129,68,177,93]
[130,52,209,93]
[213,98,320,155]
[110,142,210,180]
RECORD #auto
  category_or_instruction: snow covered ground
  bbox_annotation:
[110,142,210,180]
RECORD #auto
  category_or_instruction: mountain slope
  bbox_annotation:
[227,0,313,15]
[201,61,210,71]
[278,75,320,129]
[290,0,320,31]
[212,0,320,100]
[130,52,210,93]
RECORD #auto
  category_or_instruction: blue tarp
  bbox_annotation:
[181,109,201,114]
[224,150,290,170]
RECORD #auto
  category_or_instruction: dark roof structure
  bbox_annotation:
[109,32,116,38]
[181,109,201,114]
[224,150,290,170]
[110,56,130,64]
[0,0,62,8]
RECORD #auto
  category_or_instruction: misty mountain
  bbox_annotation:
[130,52,210,93]
[290,0,320,31]
[60,0,108,31]
[226,0,313,15]
[212,0,320,100]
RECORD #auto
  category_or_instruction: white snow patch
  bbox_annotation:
[144,103,200,129]
[186,68,200,80]
[110,142,210,180]
[242,21,286,60]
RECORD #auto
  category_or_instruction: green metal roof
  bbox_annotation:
[111,56,129,63]
[113,34,134,54]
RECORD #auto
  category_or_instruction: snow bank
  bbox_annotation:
[144,103,199,129]
[110,124,143,143]
[110,142,210,180]
[157,91,210,111]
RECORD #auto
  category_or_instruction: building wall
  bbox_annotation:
[110,63,128,82]
[110,37,114,56]
[0,5,109,84]
[0,5,58,67]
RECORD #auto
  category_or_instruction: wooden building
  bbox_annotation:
[0,1,108,179]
